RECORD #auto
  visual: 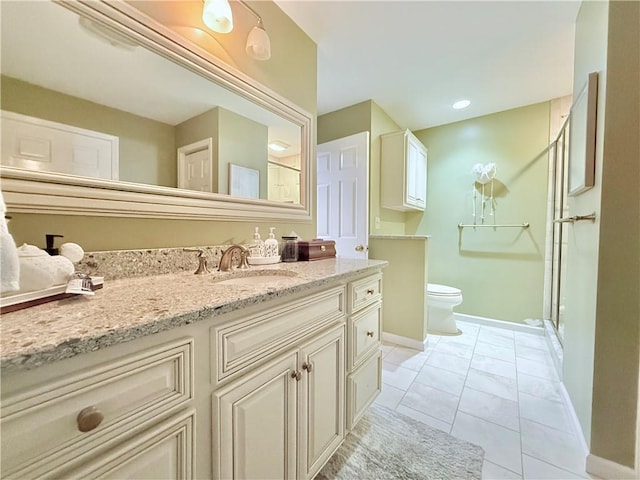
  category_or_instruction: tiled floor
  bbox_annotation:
[375,321,592,479]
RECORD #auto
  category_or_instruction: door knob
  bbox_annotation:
[355,244,367,252]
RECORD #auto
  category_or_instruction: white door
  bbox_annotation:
[317,132,369,259]
[177,138,213,192]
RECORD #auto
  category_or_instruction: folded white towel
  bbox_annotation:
[0,188,20,293]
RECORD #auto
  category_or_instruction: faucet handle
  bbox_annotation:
[184,248,210,275]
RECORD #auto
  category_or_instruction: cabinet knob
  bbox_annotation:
[320,245,326,252]
[366,331,375,338]
[291,370,302,381]
[302,362,313,373]
[77,406,104,433]
[366,288,375,295]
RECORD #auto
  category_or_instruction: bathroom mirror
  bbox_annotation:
[0,0,312,221]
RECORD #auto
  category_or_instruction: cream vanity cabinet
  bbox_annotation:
[0,270,383,480]
[0,338,195,479]
[212,286,347,480]
[381,129,428,211]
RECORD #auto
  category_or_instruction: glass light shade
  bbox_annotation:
[246,25,271,60]
[202,0,233,34]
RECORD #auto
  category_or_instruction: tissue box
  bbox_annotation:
[297,239,336,261]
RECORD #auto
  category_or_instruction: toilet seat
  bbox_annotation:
[427,283,461,297]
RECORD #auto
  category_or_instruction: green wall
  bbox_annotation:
[1,75,176,187]
[561,0,640,469]
[409,103,551,323]
[6,1,317,252]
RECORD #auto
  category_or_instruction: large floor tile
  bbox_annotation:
[483,460,523,479]
[516,344,551,363]
[434,339,475,359]
[452,411,522,474]
[514,332,548,350]
[382,362,418,390]
[519,392,573,433]
[384,346,431,371]
[480,325,515,339]
[466,368,518,401]
[478,330,516,348]
[395,404,452,434]
[520,418,587,476]
[475,341,516,363]
[415,365,467,395]
[381,343,396,357]
[400,381,460,423]
[522,454,587,479]
[516,357,559,381]
[517,373,564,403]
[471,353,517,379]
[458,387,520,431]
[425,351,472,375]
[374,383,405,409]
[437,332,478,346]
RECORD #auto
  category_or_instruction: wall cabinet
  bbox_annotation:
[381,129,427,211]
[1,271,383,480]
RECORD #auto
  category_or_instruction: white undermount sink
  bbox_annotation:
[214,270,298,286]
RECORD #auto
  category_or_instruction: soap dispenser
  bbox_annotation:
[264,227,279,258]
[249,227,265,257]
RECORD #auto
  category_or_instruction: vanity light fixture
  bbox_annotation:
[268,140,290,152]
[452,99,471,110]
[202,0,233,33]
[202,0,271,60]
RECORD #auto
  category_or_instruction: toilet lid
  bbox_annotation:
[427,283,461,296]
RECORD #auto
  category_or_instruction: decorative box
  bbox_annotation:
[297,239,336,261]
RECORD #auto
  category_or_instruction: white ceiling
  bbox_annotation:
[274,0,581,130]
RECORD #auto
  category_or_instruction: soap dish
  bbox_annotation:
[247,256,280,265]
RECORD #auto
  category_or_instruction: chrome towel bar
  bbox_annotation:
[553,212,596,223]
[458,222,530,229]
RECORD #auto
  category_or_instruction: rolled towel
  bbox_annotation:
[0,189,20,293]
[16,244,75,292]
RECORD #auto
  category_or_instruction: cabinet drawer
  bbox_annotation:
[349,274,382,313]
[349,302,382,369]
[346,350,382,430]
[213,286,345,384]
[1,338,193,478]
[65,409,195,480]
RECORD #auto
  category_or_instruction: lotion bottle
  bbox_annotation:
[249,227,265,257]
[264,227,279,258]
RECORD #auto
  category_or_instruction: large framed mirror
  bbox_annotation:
[0,0,313,222]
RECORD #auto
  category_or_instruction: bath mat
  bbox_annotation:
[315,404,484,480]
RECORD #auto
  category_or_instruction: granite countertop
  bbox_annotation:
[369,234,431,240]
[0,258,386,372]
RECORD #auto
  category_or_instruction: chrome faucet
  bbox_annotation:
[218,245,250,272]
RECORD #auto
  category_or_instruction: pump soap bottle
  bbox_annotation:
[264,227,279,258]
[249,227,265,258]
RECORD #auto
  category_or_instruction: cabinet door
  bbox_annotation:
[406,137,427,209]
[214,352,299,480]
[298,325,345,480]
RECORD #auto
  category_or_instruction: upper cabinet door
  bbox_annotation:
[381,129,428,212]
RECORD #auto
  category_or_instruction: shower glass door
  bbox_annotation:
[549,120,570,343]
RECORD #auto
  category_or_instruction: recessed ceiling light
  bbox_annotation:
[268,140,290,152]
[452,100,471,110]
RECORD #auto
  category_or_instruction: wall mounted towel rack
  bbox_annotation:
[553,212,596,223]
[458,222,530,229]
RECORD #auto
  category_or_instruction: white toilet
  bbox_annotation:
[427,283,463,336]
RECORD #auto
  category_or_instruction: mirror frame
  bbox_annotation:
[1,0,314,222]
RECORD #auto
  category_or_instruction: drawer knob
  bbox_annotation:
[302,362,313,373]
[366,331,375,338]
[291,370,302,381]
[366,289,375,295]
[77,406,104,433]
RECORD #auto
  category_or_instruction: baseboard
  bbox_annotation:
[381,331,427,351]
[586,454,637,480]
[559,382,590,459]
[454,313,545,335]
